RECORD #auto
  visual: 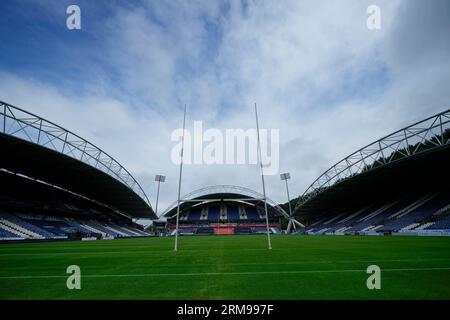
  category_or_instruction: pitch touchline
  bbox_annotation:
[2,267,450,279]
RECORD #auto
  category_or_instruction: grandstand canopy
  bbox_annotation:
[162,185,288,219]
[0,101,156,219]
[294,109,450,217]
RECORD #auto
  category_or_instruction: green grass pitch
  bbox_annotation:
[1,235,450,299]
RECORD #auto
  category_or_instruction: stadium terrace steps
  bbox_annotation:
[0,209,149,241]
[390,193,436,219]
[415,222,435,230]
[335,226,352,233]
[434,203,450,216]
[105,225,129,237]
[367,225,383,232]
[426,214,450,230]
[0,225,23,239]
[84,221,116,236]
[359,200,397,222]
[326,207,376,233]
[323,213,345,225]
[309,192,450,235]
[307,216,332,230]
[379,193,449,232]
[0,216,44,239]
[64,219,95,234]
[119,226,143,236]
[317,228,329,234]
[349,196,426,232]
[111,224,142,237]
[361,225,376,232]
[80,222,107,236]
[339,207,371,224]
[2,213,56,238]
[400,223,420,231]
[0,221,27,238]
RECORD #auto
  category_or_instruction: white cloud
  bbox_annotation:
[1,0,449,219]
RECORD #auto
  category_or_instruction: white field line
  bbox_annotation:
[2,258,450,272]
[3,257,450,271]
[1,267,450,280]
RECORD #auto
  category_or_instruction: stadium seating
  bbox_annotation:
[379,193,449,232]
[207,206,220,221]
[82,221,116,236]
[64,219,95,234]
[0,211,150,241]
[0,225,23,239]
[245,207,260,221]
[349,197,415,232]
[304,191,450,235]
[427,215,450,230]
[0,213,54,238]
[188,208,202,221]
[20,217,77,237]
[227,205,240,222]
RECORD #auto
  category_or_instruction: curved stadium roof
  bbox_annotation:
[294,108,450,216]
[0,100,155,219]
[162,185,288,219]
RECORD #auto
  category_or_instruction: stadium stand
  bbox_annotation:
[163,186,285,235]
[208,206,220,222]
[303,191,450,235]
[245,207,260,221]
[227,205,240,222]
[295,109,450,236]
[188,207,202,222]
[0,101,155,242]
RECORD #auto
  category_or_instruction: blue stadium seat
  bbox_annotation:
[245,207,260,221]
[188,207,202,221]
[207,206,220,221]
[227,205,240,222]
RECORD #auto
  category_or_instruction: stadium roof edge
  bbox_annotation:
[0,100,155,219]
[162,185,288,218]
[294,108,450,214]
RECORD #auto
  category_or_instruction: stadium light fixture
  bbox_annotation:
[280,172,305,233]
[154,175,166,217]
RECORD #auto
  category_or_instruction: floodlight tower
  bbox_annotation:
[280,172,305,233]
[154,174,166,216]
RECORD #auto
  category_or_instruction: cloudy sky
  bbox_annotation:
[0,0,449,219]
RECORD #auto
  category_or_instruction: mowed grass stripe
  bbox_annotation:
[2,266,450,280]
[1,235,450,299]
[2,257,450,271]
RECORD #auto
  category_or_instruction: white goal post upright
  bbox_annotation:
[254,103,272,250]
[174,104,187,252]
